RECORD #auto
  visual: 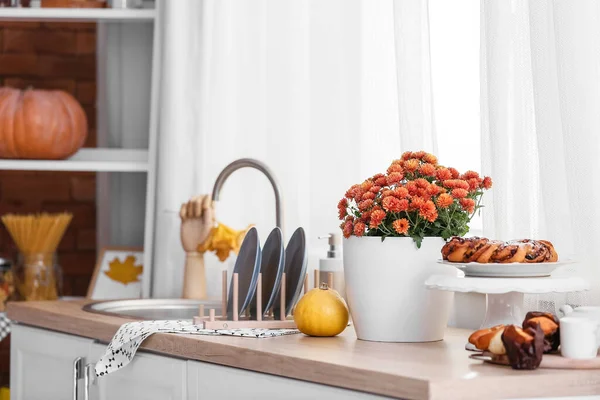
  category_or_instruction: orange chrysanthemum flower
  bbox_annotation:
[382,196,403,213]
[419,163,436,177]
[392,218,410,235]
[442,180,455,189]
[443,179,470,190]
[419,200,438,222]
[360,210,371,223]
[345,184,359,199]
[342,221,353,238]
[375,176,387,186]
[354,190,365,201]
[362,191,376,201]
[413,150,426,159]
[403,158,420,172]
[416,188,431,200]
[406,181,418,195]
[361,180,374,191]
[394,186,409,198]
[428,210,438,222]
[345,215,354,222]
[451,188,469,199]
[415,178,430,189]
[346,185,365,201]
[353,221,366,237]
[436,167,453,181]
[338,198,348,219]
[387,172,404,185]
[460,198,476,213]
[369,209,387,228]
[448,167,460,179]
[427,184,441,196]
[401,151,413,161]
[369,185,382,194]
[397,198,409,212]
[468,178,482,191]
[436,193,454,208]
[461,170,480,180]
[482,176,493,189]
[410,196,426,210]
[358,199,374,211]
[387,163,404,174]
[423,153,438,165]
[382,189,394,197]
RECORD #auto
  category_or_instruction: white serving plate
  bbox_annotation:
[437,259,574,278]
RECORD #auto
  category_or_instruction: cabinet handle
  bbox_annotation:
[84,363,95,400]
[73,357,83,400]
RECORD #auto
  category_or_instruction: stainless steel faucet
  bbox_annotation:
[211,158,284,230]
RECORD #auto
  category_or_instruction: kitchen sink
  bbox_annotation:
[83,299,222,320]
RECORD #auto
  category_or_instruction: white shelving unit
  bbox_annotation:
[0,7,155,22]
[0,3,162,297]
[0,149,149,172]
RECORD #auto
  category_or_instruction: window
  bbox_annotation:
[430,0,482,234]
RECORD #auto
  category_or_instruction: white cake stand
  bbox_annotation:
[425,275,589,345]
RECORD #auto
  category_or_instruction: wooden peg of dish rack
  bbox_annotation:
[193,270,335,329]
[193,270,295,329]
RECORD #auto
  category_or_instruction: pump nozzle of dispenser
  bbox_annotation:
[317,233,342,258]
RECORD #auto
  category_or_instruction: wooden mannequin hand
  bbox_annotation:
[180,195,215,253]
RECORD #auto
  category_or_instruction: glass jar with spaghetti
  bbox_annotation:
[12,253,62,301]
[1,213,71,301]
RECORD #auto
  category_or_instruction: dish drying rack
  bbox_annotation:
[193,270,335,329]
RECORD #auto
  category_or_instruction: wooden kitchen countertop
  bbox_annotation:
[7,300,600,400]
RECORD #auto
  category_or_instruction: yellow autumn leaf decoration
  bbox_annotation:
[104,255,143,285]
[197,222,252,262]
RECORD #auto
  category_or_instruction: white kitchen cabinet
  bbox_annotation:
[88,342,187,400]
[186,360,391,400]
[13,324,391,400]
[11,324,187,400]
[10,324,94,400]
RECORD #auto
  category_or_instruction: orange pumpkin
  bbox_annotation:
[0,87,88,160]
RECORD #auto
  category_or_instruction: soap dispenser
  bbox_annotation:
[318,233,345,300]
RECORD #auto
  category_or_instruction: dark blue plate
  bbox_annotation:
[249,227,284,318]
[227,227,261,318]
[274,227,307,316]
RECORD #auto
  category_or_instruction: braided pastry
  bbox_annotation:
[441,237,558,263]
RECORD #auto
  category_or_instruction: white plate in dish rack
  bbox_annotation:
[436,259,575,278]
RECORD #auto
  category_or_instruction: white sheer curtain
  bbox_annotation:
[152,0,437,297]
[481,0,600,307]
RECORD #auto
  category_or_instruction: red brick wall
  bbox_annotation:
[0,21,98,297]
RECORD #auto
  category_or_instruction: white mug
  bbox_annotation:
[560,305,600,323]
[560,317,600,360]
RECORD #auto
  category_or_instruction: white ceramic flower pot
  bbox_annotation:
[343,236,456,342]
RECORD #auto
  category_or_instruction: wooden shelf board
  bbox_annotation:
[0,148,149,172]
[0,7,155,22]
